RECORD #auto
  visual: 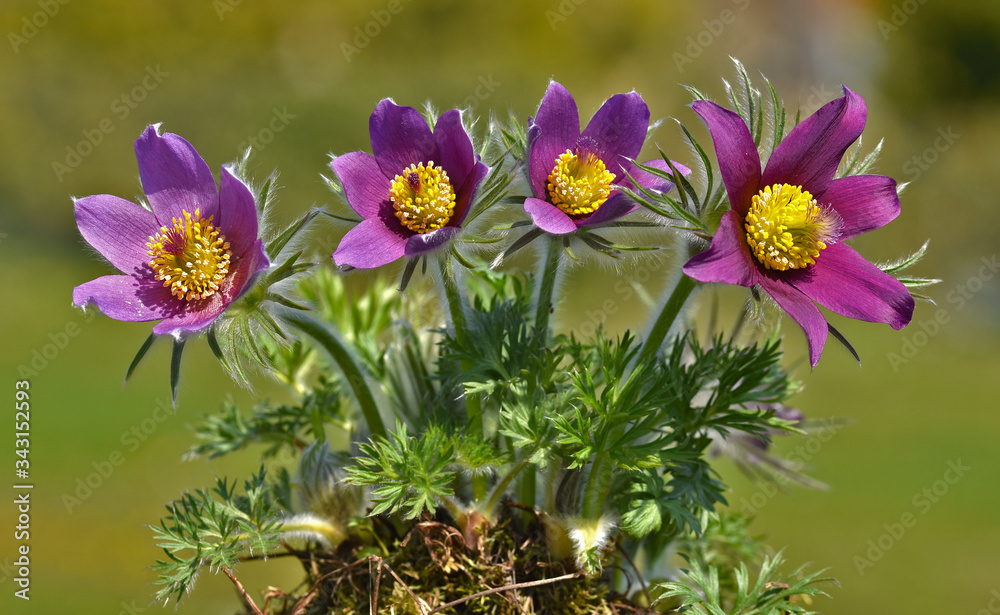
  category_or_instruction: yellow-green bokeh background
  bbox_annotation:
[2,1,998,613]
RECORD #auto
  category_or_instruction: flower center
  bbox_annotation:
[744,184,842,271]
[546,149,616,216]
[146,208,232,301]
[389,162,456,234]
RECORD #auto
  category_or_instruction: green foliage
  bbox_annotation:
[151,468,282,605]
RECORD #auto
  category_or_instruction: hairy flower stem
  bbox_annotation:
[534,235,562,336]
[436,257,487,501]
[581,452,613,519]
[636,274,698,366]
[284,312,387,440]
[482,457,532,518]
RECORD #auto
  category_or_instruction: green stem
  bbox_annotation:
[437,257,487,501]
[534,235,562,336]
[581,452,612,520]
[482,457,532,518]
[636,274,697,366]
[284,312,386,440]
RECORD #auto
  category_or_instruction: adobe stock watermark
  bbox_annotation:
[877,0,930,41]
[902,126,960,182]
[887,254,998,372]
[16,309,96,379]
[213,0,243,21]
[61,398,176,514]
[544,0,587,31]
[976,589,1000,615]
[853,458,970,576]
[7,0,70,54]
[52,65,169,183]
[235,106,296,163]
[341,0,414,63]
[672,0,752,73]
[738,417,845,517]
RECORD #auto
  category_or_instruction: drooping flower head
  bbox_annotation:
[73,125,269,336]
[682,88,915,365]
[331,100,489,269]
[524,81,688,235]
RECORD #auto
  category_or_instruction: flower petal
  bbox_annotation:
[370,100,439,179]
[134,125,218,225]
[332,218,407,269]
[434,109,474,190]
[75,195,159,274]
[820,174,900,240]
[218,165,260,258]
[404,226,461,258]
[682,210,758,287]
[692,100,761,217]
[331,151,392,220]
[577,192,636,228]
[787,243,914,329]
[73,274,178,322]
[758,275,827,367]
[580,91,649,175]
[524,197,578,235]
[451,160,489,227]
[152,238,268,336]
[761,87,866,195]
[529,82,580,198]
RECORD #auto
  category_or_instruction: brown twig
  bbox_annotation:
[222,566,264,615]
[617,541,652,606]
[425,571,585,614]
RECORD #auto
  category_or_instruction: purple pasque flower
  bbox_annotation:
[331,100,489,269]
[682,87,914,366]
[524,81,688,235]
[73,125,269,336]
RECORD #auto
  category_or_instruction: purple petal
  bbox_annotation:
[524,197,578,235]
[332,218,407,269]
[758,275,827,367]
[134,125,218,225]
[75,195,159,274]
[820,174,900,240]
[73,274,178,322]
[370,100,439,179]
[152,238,268,336]
[434,109,474,190]
[692,101,761,217]
[577,192,636,228]
[529,82,580,198]
[331,151,392,220]
[762,87,866,195]
[404,226,461,257]
[682,210,758,287]
[218,165,259,258]
[580,91,649,175]
[786,243,914,329]
[451,160,489,227]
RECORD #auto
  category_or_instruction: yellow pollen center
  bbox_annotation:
[547,149,616,216]
[389,161,456,234]
[146,208,232,301]
[744,184,841,271]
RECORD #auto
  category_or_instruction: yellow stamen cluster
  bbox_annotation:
[389,162,456,234]
[745,184,840,271]
[146,208,231,301]
[547,149,616,216]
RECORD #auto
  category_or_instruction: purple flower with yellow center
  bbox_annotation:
[682,88,914,366]
[524,81,687,235]
[73,125,269,336]
[331,100,488,268]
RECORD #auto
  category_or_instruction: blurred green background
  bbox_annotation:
[2,0,998,613]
